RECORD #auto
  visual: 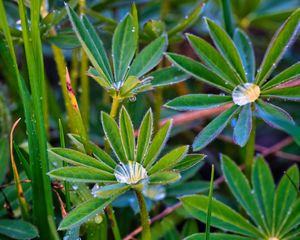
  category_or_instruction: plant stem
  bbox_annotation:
[244,116,256,179]
[221,0,234,37]
[104,96,121,240]
[135,190,151,240]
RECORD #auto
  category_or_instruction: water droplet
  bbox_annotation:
[72,185,78,190]
[131,27,135,32]
[129,96,136,102]
[114,161,148,185]
[232,83,260,106]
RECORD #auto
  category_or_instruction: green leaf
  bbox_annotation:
[149,146,188,174]
[167,2,205,38]
[221,155,267,232]
[256,100,294,128]
[112,14,137,82]
[193,105,239,151]
[251,156,275,230]
[92,183,130,198]
[261,86,300,101]
[143,120,172,168]
[68,134,117,168]
[128,35,167,78]
[279,198,300,237]
[136,109,153,163]
[233,104,252,147]
[0,219,38,239]
[257,110,300,146]
[205,18,247,82]
[181,195,261,237]
[233,29,255,82]
[48,167,115,183]
[174,154,206,171]
[66,5,113,83]
[149,170,181,185]
[261,62,300,90]
[49,148,114,173]
[59,197,113,230]
[151,66,189,87]
[165,94,232,111]
[166,53,233,92]
[273,165,299,234]
[101,112,127,163]
[120,76,141,97]
[187,33,242,85]
[255,8,300,85]
[119,107,135,161]
[184,233,251,240]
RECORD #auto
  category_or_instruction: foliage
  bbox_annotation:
[182,155,300,239]
[0,0,299,240]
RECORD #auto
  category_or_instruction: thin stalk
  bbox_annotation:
[135,190,151,240]
[58,119,71,211]
[221,0,234,37]
[205,165,214,240]
[79,0,90,132]
[104,96,121,240]
[244,116,256,179]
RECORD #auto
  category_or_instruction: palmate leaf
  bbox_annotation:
[149,145,188,174]
[251,156,275,229]
[48,167,115,183]
[143,120,172,168]
[205,18,247,82]
[255,8,300,86]
[187,33,242,86]
[193,105,239,151]
[185,233,251,240]
[49,148,114,173]
[233,104,252,147]
[66,5,113,83]
[112,14,137,83]
[181,195,262,238]
[0,219,39,239]
[59,197,113,230]
[151,66,189,87]
[128,35,168,78]
[233,29,255,83]
[221,155,268,233]
[261,62,300,90]
[119,107,135,161]
[149,170,181,185]
[165,94,232,111]
[136,109,153,163]
[261,86,300,101]
[273,165,299,235]
[166,53,233,93]
[101,112,127,163]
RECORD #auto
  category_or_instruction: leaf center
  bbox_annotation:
[114,161,148,184]
[232,83,260,106]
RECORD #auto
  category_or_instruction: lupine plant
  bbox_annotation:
[48,107,205,239]
[182,155,300,240]
[0,0,300,240]
[166,8,300,151]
